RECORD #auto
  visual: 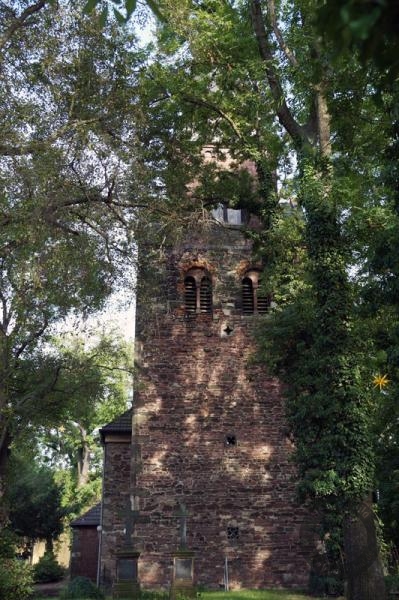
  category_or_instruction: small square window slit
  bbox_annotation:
[227,526,239,541]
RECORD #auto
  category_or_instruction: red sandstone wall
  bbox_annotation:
[100,224,314,590]
[134,318,311,589]
[100,439,132,588]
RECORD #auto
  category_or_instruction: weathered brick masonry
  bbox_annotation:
[100,222,313,590]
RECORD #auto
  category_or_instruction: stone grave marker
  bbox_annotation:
[113,499,149,600]
[170,503,196,600]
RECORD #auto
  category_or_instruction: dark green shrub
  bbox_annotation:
[140,592,169,600]
[60,576,104,599]
[0,557,34,600]
[386,574,399,593]
[309,573,344,596]
[33,551,65,583]
[0,528,18,559]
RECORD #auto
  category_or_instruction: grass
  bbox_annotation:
[140,591,339,600]
[35,590,345,600]
[201,591,330,600]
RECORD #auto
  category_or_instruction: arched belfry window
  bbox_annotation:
[200,277,212,313]
[184,276,197,313]
[184,269,212,315]
[242,277,254,314]
[257,277,269,314]
[242,270,269,315]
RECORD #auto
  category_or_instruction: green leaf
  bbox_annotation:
[83,0,100,15]
[348,9,381,41]
[340,5,351,25]
[113,7,126,24]
[146,0,165,21]
[99,5,109,27]
[125,0,137,18]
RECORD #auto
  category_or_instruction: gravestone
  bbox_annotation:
[170,503,196,600]
[113,500,149,600]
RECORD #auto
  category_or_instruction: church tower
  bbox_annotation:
[99,152,313,591]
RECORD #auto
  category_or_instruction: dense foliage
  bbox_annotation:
[60,576,105,599]
[0,557,33,600]
[33,551,66,583]
[0,0,145,522]
[8,457,66,551]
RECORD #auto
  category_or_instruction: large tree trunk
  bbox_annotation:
[45,536,54,554]
[0,335,11,528]
[344,499,386,600]
[76,437,91,488]
[0,423,11,528]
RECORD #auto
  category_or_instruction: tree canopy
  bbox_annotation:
[0,0,144,522]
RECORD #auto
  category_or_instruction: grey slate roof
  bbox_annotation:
[71,503,101,528]
[99,409,132,441]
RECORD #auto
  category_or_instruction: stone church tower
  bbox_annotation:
[99,156,313,591]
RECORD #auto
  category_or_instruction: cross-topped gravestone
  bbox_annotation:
[174,502,189,550]
[119,498,150,549]
[113,498,150,600]
[170,505,195,600]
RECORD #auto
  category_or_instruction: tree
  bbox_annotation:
[0,0,146,518]
[36,331,133,490]
[8,454,66,553]
[0,0,204,528]
[6,327,134,538]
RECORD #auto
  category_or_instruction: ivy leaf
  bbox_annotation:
[113,7,126,24]
[146,0,165,21]
[83,0,99,15]
[99,5,109,27]
[125,0,137,18]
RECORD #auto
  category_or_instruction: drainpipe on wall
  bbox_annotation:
[96,443,106,588]
[224,556,229,591]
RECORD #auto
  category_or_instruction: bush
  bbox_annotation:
[0,528,18,559]
[309,573,344,596]
[60,576,104,599]
[33,551,65,583]
[0,557,34,600]
[386,574,399,593]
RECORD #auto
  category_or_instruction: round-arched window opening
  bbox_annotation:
[200,277,212,314]
[184,276,197,313]
[242,270,270,315]
[184,269,213,315]
[242,277,254,315]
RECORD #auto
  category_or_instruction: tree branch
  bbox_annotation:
[13,318,49,361]
[14,363,62,410]
[266,0,298,68]
[183,95,243,140]
[250,0,308,148]
[0,0,47,51]
[0,118,99,157]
